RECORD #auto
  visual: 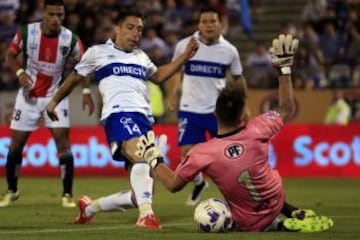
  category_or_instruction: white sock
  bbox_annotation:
[130,163,154,217]
[193,172,204,186]
[99,190,135,212]
[85,190,135,217]
[85,199,101,217]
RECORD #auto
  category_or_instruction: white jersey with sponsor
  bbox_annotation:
[173,31,243,113]
[9,22,84,98]
[74,41,158,121]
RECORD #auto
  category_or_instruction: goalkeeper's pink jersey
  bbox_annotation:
[176,111,285,232]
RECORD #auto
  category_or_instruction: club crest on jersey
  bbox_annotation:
[224,143,244,159]
[60,46,69,56]
[30,28,38,36]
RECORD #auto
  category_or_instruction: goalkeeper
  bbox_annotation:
[135,34,334,232]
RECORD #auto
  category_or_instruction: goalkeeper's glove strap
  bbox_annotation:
[150,157,164,170]
[280,66,291,75]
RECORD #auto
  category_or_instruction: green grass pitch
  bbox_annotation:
[0,177,359,240]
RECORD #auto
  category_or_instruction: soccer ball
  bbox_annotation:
[194,198,233,233]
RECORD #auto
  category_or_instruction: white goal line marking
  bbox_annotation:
[0,222,192,235]
[0,215,357,235]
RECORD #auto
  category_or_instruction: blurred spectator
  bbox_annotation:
[0,10,18,44]
[163,0,181,20]
[315,5,339,34]
[140,27,170,60]
[329,0,351,27]
[279,22,297,36]
[97,0,121,22]
[324,90,352,125]
[145,0,163,12]
[301,0,327,24]
[178,0,203,37]
[343,7,360,85]
[27,0,43,22]
[65,11,80,32]
[147,10,164,36]
[0,0,19,15]
[16,0,37,24]
[94,16,115,44]
[245,40,277,88]
[162,30,179,59]
[0,42,18,90]
[292,44,321,89]
[249,0,262,22]
[0,6,19,90]
[318,22,345,78]
[294,22,323,89]
[298,22,323,64]
[163,11,182,33]
[77,13,96,48]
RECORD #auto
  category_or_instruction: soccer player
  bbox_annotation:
[135,34,334,232]
[0,0,94,208]
[45,8,199,229]
[165,7,248,206]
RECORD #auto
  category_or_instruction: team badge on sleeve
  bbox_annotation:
[265,111,280,119]
[224,143,244,159]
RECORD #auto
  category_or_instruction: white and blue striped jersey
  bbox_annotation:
[75,41,157,121]
[173,31,243,113]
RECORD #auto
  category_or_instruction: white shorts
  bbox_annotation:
[10,91,70,131]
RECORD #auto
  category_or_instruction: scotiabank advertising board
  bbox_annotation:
[0,124,360,177]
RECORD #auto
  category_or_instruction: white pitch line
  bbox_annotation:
[0,222,192,235]
[0,215,358,235]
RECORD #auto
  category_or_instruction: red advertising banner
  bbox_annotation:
[0,124,359,177]
[0,126,181,177]
[271,123,360,177]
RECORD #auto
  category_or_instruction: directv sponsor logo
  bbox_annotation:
[112,65,146,77]
[184,60,226,78]
[190,64,222,75]
[95,63,147,82]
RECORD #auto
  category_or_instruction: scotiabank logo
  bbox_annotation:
[0,137,125,167]
[0,137,169,168]
[294,135,360,166]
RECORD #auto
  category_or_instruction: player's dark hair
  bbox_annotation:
[44,0,65,7]
[199,6,221,20]
[116,8,144,24]
[215,81,246,127]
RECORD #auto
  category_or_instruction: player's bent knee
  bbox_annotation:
[122,138,143,163]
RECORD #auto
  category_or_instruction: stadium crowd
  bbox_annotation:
[0,0,359,92]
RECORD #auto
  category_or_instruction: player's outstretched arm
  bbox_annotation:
[46,72,84,121]
[135,131,187,192]
[269,34,299,121]
[150,37,199,84]
[81,78,95,116]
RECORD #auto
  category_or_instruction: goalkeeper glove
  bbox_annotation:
[269,34,299,75]
[135,131,164,169]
